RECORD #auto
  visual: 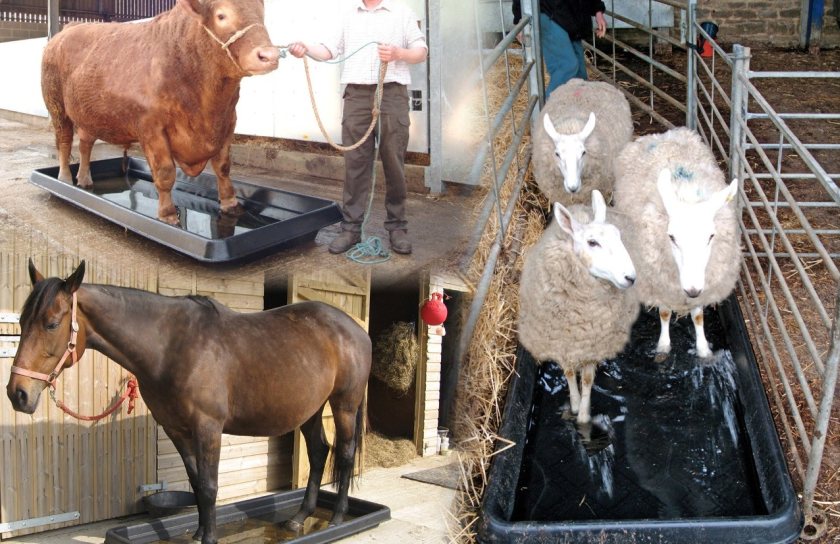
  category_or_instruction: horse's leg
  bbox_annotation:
[164,430,205,541]
[286,406,328,533]
[328,406,360,527]
[191,422,223,544]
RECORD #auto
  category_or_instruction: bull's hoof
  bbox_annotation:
[219,200,244,216]
[77,174,93,188]
[159,213,180,226]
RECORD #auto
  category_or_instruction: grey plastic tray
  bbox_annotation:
[105,489,390,544]
[30,157,341,263]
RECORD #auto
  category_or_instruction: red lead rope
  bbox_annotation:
[50,376,140,422]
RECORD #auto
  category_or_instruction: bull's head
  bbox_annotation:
[179,0,279,75]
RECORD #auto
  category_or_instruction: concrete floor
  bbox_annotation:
[0,113,477,286]
[1,454,459,543]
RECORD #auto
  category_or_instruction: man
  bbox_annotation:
[289,0,428,255]
[513,0,608,96]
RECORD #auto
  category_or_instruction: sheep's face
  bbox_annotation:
[553,190,637,290]
[543,112,597,194]
[656,169,739,298]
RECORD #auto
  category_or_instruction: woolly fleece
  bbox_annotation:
[612,127,741,314]
[532,78,633,206]
[518,206,640,369]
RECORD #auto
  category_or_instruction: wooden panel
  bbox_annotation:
[0,253,157,538]
[288,270,371,489]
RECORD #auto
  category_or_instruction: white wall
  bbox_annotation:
[0,37,48,118]
[0,0,428,152]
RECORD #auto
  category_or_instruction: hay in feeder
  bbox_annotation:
[372,321,419,394]
[364,431,417,469]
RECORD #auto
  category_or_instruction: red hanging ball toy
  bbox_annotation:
[421,292,448,326]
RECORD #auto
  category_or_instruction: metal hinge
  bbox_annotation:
[138,481,167,493]
[0,511,80,532]
[0,313,20,323]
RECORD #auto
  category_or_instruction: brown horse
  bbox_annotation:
[6,260,371,544]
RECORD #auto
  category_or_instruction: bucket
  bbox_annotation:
[697,21,719,58]
[143,491,198,518]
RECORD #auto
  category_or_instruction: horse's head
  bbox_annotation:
[6,259,87,414]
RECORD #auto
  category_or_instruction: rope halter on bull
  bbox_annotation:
[10,292,139,422]
[202,23,262,74]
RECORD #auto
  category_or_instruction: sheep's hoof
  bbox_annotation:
[653,351,669,363]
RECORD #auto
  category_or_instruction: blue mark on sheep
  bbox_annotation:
[674,166,694,181]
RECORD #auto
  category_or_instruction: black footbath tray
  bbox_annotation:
[104,489,390,544]
[30,157,341,263]
[478,297,802,543]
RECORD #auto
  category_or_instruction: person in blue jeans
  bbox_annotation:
[513,0,607,96]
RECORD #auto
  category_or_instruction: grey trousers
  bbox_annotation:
[341,82,410,233]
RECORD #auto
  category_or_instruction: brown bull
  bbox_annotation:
[41,0,280,224]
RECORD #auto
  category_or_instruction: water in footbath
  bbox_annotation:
[513,309,764,522]
[88,173,297,239]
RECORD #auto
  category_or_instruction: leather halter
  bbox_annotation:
[202,22,262,73]
[10,292,79,388]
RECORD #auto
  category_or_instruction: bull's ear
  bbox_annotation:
[63,261,86,295]
[177,0,203,19]
[28,258,45,286]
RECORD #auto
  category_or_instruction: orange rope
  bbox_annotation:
[51,377,139,422]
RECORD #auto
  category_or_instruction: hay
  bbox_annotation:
[372,321,419,393]
[364,431,417,469]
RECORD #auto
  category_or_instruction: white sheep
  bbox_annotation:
[612,127,740,360]
[518,190,639,424]
[532,78,633,206]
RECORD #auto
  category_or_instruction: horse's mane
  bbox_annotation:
[19,278,65,331]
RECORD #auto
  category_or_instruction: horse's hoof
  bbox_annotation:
[284,519,304,533]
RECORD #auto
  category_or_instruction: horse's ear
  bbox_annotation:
[63,261,86,294]
[28,258,45,286]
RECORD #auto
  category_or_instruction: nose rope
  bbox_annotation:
[10,292,79,388]
[202,23,261,73]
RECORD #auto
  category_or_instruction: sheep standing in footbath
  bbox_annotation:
[612,127,740,360]
[518,190,639,424]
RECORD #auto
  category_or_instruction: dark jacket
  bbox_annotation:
[513,0,606,41]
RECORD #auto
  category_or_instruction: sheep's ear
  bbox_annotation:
[543,114,561,143]
[591,190,607,223]
[552,202,576,237]
[656,168,677,213]
[578,112,596,141]
[707,178,739,212]
[28,258,45,286]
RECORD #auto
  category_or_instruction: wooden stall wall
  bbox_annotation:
[287,269,371,489]
[0,253,157,538]
[154,270,292,502]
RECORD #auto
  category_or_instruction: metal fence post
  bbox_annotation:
[685,0,697,129]
[729,44,750,184]
[801,286,840,533]
[523,0,545,122]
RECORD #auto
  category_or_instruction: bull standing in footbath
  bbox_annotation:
[41,0,280,225]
